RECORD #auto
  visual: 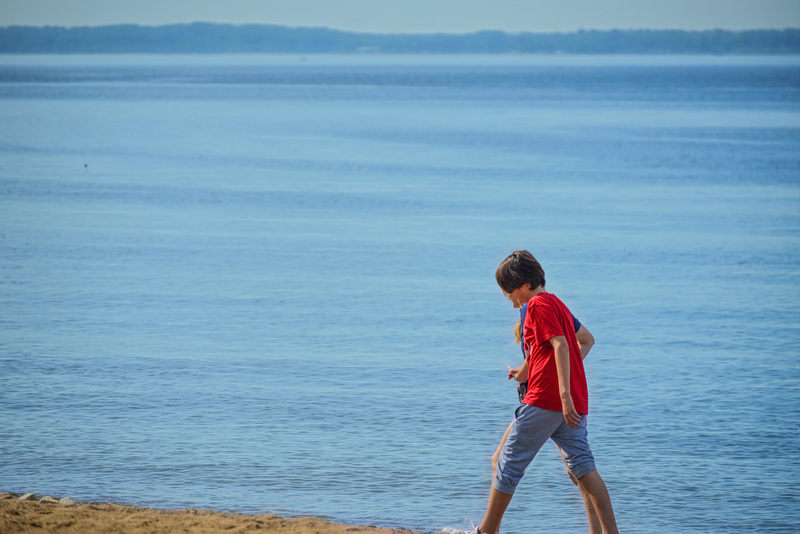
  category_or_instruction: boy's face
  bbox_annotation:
[504,285,529,309]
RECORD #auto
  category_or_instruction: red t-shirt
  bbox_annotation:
[522,292,589,414]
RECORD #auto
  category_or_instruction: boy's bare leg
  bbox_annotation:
[478,486,513,534]
[559,449,602,534]
[571,472,602,534]
[576,477,602,534]
[578,470,619,534]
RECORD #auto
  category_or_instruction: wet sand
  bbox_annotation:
[0,497,423,534]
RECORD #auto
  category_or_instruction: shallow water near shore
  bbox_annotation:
[1,54,799,533]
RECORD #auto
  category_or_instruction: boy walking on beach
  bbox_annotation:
[468,250,618,534]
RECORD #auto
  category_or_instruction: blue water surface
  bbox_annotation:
[1,54,799,533]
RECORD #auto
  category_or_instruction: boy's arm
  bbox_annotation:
[550,335,581,428]
[575,325,595,360]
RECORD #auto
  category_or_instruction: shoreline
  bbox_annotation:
[0,492,425,534]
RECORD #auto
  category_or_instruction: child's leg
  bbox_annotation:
[577,470,618,534]
[558,447,601,534]
[479,486,513,534]
[482,421,515,533]
[483,406,563,533]
[552,418,618,534]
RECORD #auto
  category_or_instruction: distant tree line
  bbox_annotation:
[0,23,798,54]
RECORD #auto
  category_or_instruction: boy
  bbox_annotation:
[468,250,618,534]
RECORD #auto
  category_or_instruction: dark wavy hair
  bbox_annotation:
[495,250,546,294]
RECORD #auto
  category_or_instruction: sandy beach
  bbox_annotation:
[0,494,423,534]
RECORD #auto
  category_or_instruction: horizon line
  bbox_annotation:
[2,22,799,35]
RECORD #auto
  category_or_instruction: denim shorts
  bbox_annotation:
[494,403,597,495]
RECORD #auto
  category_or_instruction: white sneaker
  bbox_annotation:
[439,519,479,534]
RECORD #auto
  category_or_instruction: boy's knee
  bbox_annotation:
[568,459,596,480]
[566,469,579,486]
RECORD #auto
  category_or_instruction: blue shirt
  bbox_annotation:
[519,302,581,357]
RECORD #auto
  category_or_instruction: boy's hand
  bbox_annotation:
[561,395,581,428]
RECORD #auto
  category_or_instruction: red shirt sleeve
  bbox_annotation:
[528,298,565,345]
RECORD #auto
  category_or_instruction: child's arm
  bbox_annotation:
[507,358,529,382]
[551,335,581,428]
[575,325,595,360]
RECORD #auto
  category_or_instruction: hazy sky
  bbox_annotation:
[1,0,799,32]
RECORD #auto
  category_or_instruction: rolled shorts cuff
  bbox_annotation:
[492,478,518,495]
[568,461,597,480]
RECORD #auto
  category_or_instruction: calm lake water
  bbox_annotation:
[1,54,799,533]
